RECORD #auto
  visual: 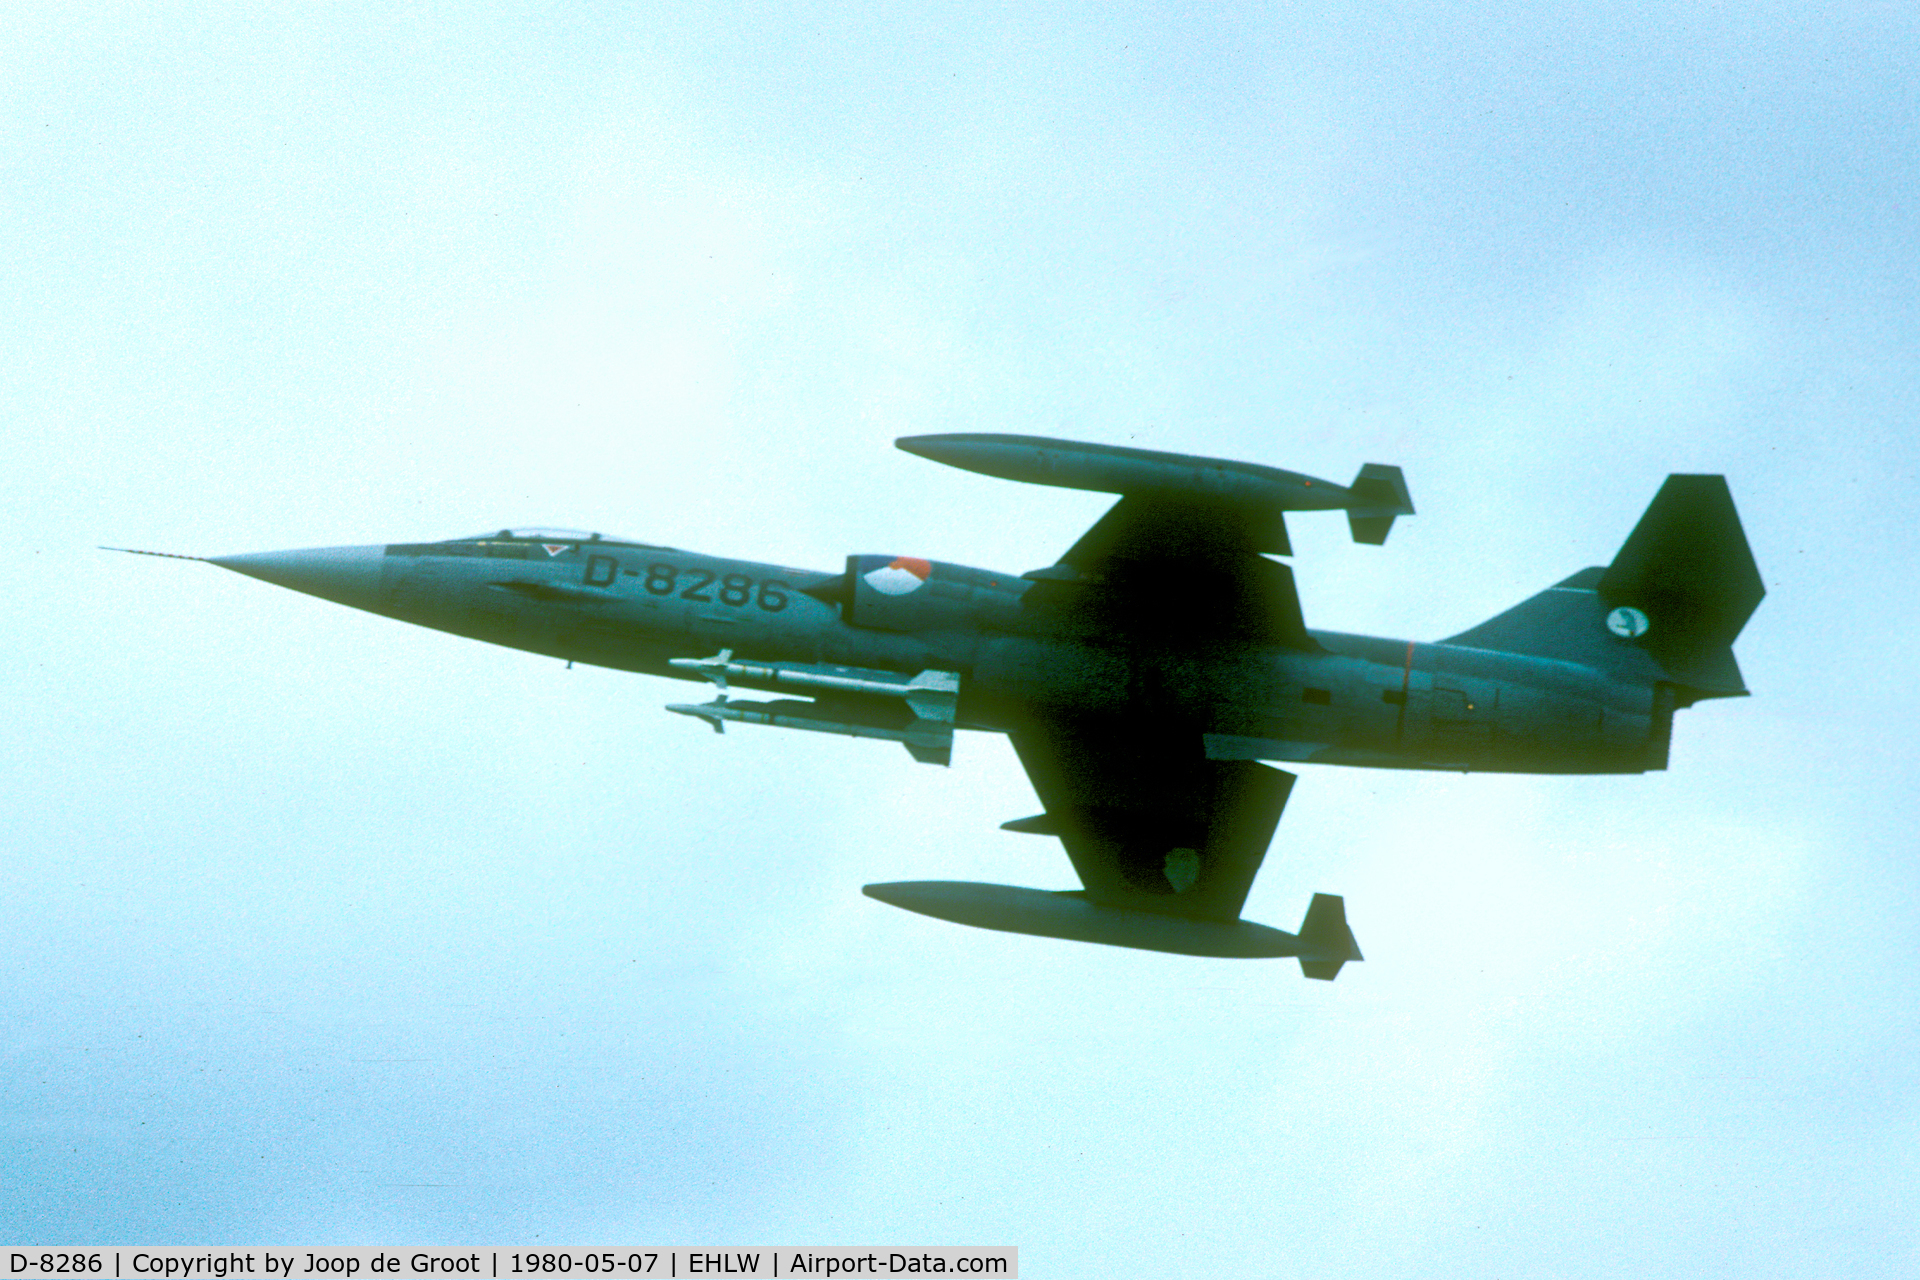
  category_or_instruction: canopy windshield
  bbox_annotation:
[453,528,651,545]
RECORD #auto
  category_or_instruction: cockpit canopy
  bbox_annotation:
[387,529,679,560]
[470,528,637,544]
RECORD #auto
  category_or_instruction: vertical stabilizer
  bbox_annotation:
[1442,475,1763,698]
[1596,475,1764,693]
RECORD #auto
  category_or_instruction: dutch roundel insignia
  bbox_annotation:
[863,556,932,596]
[1606,605,1650,638]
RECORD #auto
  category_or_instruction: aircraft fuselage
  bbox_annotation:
[121,433,1760,971]
[250,534,1662,778]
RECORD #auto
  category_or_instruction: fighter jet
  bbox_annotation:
[111,435,1763,978]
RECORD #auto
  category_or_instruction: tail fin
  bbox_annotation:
[1296,892,1363,981]
[1347,463,1415,545]
[1443,475,1763,698]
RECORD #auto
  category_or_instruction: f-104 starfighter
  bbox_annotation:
[113,434,1763,978]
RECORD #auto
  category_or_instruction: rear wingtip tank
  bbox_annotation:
[1294,892,1364,980]
[1345,463,1414,546]
[862,880,1362,977]
[894,432,1340,505]
[895,433,1411,545]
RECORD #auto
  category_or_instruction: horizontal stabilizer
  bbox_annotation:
[863,880,1361,976]
[1000,813,1060,836]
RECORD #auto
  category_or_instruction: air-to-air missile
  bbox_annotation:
[666,650,960,763]
[111,434,1762,979]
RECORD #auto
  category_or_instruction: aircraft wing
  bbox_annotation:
[1008,723,1295,923]
[880,433,1395,957]
[896,432,1412,649]
[1031,493,1322,649]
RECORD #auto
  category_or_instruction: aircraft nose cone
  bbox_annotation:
[210,544,389,613]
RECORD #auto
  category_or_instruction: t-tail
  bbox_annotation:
[1442,475,1764,738]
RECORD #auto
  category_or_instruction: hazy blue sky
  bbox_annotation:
[5,2,1917,1273]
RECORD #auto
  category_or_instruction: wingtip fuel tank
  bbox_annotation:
[895,433,1413,545]
[862,880,1363,978]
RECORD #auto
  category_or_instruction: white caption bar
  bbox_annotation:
[3,1251,1015,1280]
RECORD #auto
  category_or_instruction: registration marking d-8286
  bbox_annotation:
[636,563,789,611]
